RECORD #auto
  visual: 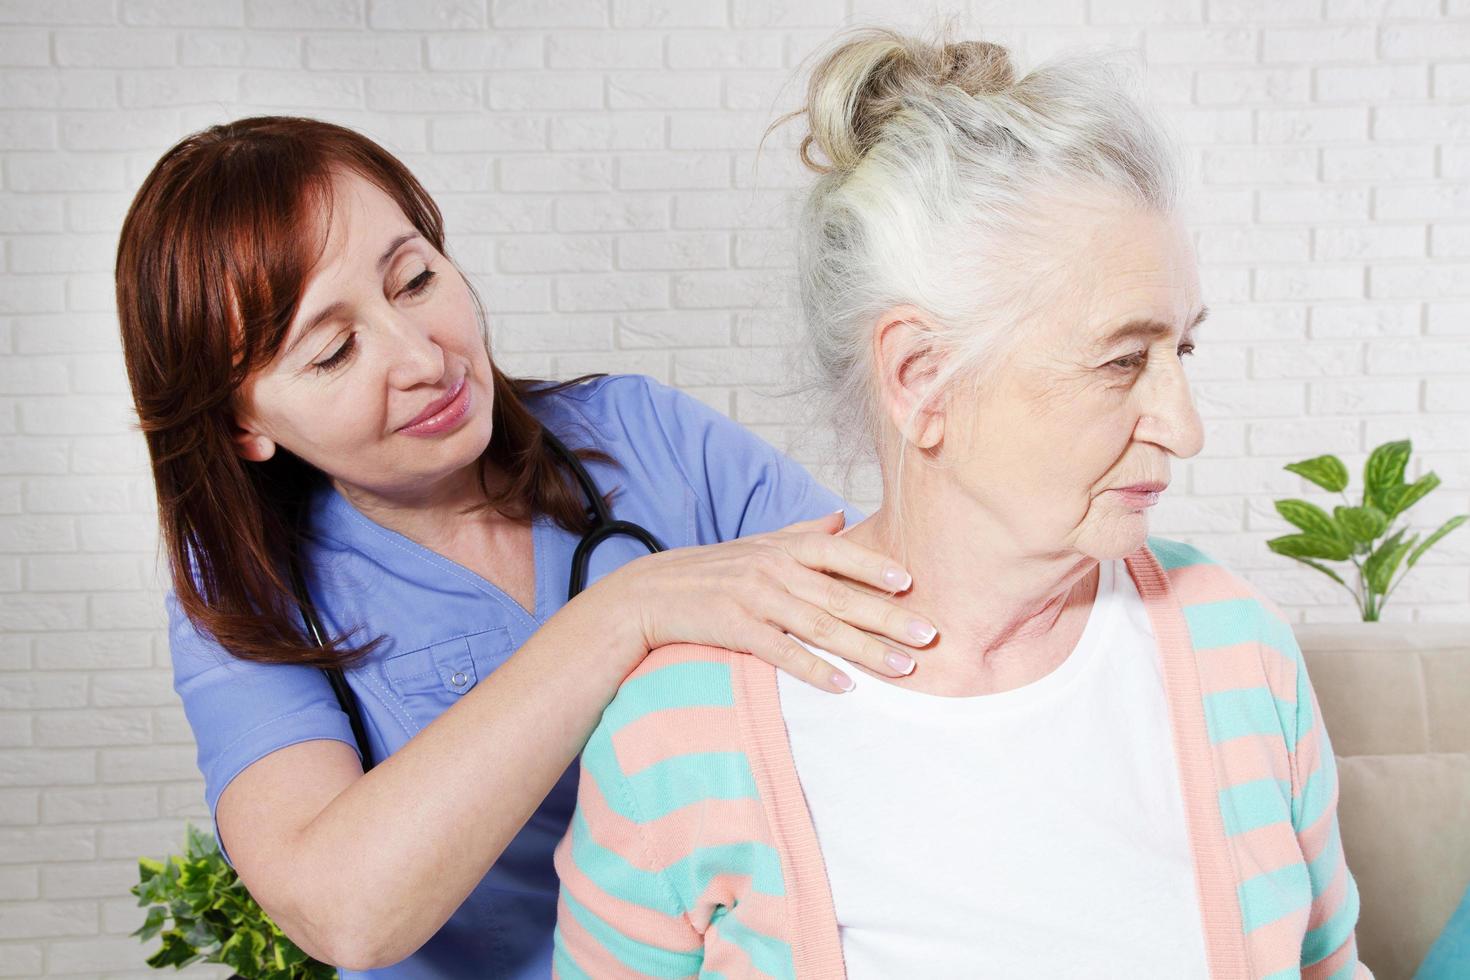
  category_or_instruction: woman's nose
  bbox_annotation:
[383,313,447,390]
[1137,360,1205,459]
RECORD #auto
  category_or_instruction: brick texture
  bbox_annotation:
[0,0,1467,975]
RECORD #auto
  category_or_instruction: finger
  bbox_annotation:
[786,568,936,655]
[771,508,847,536]
[778,529,913,596]
[763,589,921,679]
[743,623,855,694]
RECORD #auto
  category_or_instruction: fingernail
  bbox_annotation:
[882,566,911,591]
[831,670,855,692]
[908,619,936,644]
[884,650,916,675]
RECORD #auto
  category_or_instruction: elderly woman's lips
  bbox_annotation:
[1113,487,1162,507]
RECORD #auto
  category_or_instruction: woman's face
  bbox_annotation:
[932,201,1206,561]
[232,170,495,503]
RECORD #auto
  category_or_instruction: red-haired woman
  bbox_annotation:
[116,116,933,976]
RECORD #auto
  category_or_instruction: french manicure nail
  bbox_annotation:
[831,670,855,692]
[884,650,916,675]
[882,566,912,591]
[908,619,936,644]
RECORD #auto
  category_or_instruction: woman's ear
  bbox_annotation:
[872,305,946,451]
[231,427,276,463]
[230,412,276,463]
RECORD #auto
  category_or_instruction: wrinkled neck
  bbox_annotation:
[843,496,1099,688]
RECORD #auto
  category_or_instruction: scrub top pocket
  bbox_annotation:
[382,628,514,730]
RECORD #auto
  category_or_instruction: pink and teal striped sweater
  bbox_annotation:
[552,536,1373,979]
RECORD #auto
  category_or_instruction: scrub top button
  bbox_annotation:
[451,671,468,688]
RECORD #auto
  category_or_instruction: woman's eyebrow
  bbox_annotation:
[377,231,419,271]
[1092,305,1210,351]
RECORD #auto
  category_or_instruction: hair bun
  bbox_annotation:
[936,40,1014,97]
[792,29,1016,174]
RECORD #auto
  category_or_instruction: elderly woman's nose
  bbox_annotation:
[1138,361,1205,458]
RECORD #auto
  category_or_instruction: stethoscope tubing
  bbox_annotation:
[292,426,665,772]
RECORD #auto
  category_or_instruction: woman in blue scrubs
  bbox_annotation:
[114,117,933,977]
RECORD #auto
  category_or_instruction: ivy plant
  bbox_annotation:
[1269,438,1467,621]
[132,822,335,979]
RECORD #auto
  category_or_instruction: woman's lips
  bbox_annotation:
[1113,487,1162,508]
[398,377,471,436]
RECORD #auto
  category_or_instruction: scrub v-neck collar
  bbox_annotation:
[308,480,550,628]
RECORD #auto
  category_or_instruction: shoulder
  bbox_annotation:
[592,644,743,754]
[528,373,703,464]
[1142,534,1308,729]
[532,373,685,431]
[1144,534,1289,630]
[582,643,752,812]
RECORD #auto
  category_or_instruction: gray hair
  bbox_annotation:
[784,27,1188,464]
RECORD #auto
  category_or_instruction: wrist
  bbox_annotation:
[561,561,653,671]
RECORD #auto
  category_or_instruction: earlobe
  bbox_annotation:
[230,420,276,462]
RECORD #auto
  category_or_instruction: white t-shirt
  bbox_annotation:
[776,557,1211,979]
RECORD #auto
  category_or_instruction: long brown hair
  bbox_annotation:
[117,115,605,668]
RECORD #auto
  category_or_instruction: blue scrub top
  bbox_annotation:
[167,374,848,978]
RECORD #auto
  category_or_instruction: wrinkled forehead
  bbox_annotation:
[1023,193,1201,350]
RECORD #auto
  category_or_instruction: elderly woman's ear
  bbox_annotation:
[872,304,948,451]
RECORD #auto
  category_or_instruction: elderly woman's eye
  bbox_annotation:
[1111,344,1196,371]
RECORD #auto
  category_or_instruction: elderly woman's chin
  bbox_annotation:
[1076,492,1159,560]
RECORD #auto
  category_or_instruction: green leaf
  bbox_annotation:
[1333,505,1389,543]
[132,905,167,942]
[1363,439,1412,511]
[1274,499,1345,540]
[132,821,336,978]
[1380,471,1440,520]
[221,928,267,973]
[186,823,218,860]
[1285,455,1350,493]
[1408,514,1469,568]
[1292,557,1349,588]
[145,930,202,969]
[1364,529,1418,595]
[1267,533,1354,562]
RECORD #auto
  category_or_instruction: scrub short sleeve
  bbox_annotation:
[634,376,853,539]
[167,591,358,867]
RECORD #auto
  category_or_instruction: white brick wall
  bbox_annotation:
[2,0,1468,975]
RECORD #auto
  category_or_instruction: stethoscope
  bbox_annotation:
[290,427,664,772]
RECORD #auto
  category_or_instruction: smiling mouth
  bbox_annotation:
[398,376,469,434]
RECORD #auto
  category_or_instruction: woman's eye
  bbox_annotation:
[401,268,435,296]
[311,333,356,374]
[1111,343,1196,371]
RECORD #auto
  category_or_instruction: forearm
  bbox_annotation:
[273,588,646,968]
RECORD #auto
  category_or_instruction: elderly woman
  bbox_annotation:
[553,30,1371,980]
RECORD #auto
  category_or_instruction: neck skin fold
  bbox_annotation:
[842,489,1102,696]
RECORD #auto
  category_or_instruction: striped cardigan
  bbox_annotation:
[552,536,1373,979]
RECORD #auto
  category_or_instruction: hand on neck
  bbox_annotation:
[841,497,1102,697]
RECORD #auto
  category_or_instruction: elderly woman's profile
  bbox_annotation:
[551,27,1371,979]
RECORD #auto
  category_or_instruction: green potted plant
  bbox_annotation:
[132,823,335,979]
[1268,438,1466,621]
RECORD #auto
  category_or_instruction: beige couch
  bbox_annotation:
[1298,623,1470,980]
